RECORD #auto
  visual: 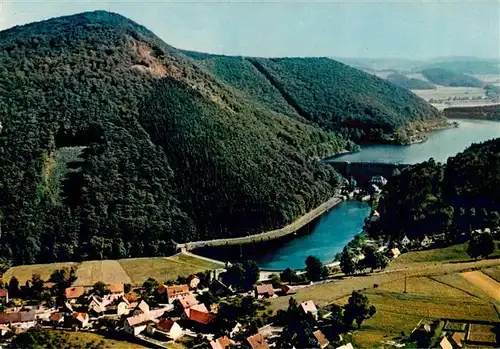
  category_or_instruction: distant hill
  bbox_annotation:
[444,104,500,121]
[416,60,500,75]
[373,138,500,241]
[0,11,445,265]
[421,68,484,87]
[186,53,445,143]
[386,73,436,90]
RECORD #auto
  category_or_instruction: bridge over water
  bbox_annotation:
[323,159,411,184]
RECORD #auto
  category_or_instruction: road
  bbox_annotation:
[177,194,343,251]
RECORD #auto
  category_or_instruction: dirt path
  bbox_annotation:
[178,195,343,250]
[461,271,500,302]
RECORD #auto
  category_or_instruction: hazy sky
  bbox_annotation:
[1,0,499,59]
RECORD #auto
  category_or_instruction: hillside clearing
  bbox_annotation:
[49,330,151,349]
[2,262,77,284]
[461,271,500,302]
[482,266,500,283]
[73,260,132,286]
[119,254,221,285]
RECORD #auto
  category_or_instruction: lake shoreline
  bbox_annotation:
[177,194,345,251]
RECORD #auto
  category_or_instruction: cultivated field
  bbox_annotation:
[49,330,153,349]
[119,254,221,285]
[482,266,500,283]
[2,262,77,284]
[2,252,221,286]
[73,260,132,286]
[461,271,500,302]
[467,323,498,344]
[412,86,485,101]
[269,248,500,348]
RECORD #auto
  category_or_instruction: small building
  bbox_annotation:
[438,336,453,349]
[72,312,89,328]
[65,287,85,301]
[188,276,201,290]
[159,285,190,303]
[0,311,36,330]
[255,284,275,299]
[115,301,132,316]
[0,325,10,337]
[391,248,401,259]
[183,303,214,325]
[124,314,148,336]
[147,318,183,340]
[105,284,125,301]
[420,236,432,247]
[300,300,318,319]
[313,330,329,349]
[280,284,297,296]
[48,312,64,325]
[209,280,233,297]
[174,294,199,311]
[0,289,9,304]
[124,292,138,302]
[210,335,234,349]
[370,175,388,187]
[230,322,242,338]
[450,332,464,348]
[133,300,150,317]
[401,235,411,246]
[247,333,269,349]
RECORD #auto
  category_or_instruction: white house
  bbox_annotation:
[391,248,401,259]
[401,235,411,246]
[124,314,148,336]
[300,300,318,320]
[147,318,183,340]
[420,236,432,247]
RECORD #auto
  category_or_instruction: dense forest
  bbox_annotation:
[420,68,484,88]
[443,104,500,120]
[372,138,500,241]
[386,73,436,90]
[185,52,446,143]
[415,60,500,75]
[0,11,445,265]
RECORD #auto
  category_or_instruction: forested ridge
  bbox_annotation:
[421,68,484,88]
[184,52,446,143]
[0,11,444,265]
[386,73,436,90]
[372,138,500,241]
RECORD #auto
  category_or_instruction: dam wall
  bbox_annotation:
[326,160,410,184]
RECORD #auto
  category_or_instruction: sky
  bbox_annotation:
[1,0,499,60]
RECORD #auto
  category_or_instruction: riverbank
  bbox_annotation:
[443,103,500,121]
[177,195,344,251]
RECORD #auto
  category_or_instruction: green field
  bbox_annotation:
[2,253,221,286]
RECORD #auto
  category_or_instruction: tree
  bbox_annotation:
[340,247,357,275]
[142,278,159,295]
[343,291,376,328]
[467,233,495,259]
[305,256,327,281]
[196,291,217,308]
[243,260,260,289]
[360,246,388,272]
[92,281,107,297]
[124,283,132,294]
[222,260,260,290]
[280,268,298,283]
[8,276,20,299]
[30,274,45,299]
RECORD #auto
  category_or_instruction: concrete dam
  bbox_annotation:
[324,160,411,184]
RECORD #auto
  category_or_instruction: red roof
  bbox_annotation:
[65,286,85,299]
[184,303,208,318]
[247,333,269,349]
[124,292,138,302]
[256,284,274,296]
[49,312,63,322]
[157,318,176,331]
[72,312,88,324]
[166,285,190,298]
[0,289,8,297]
[0,311,35,324]
[176,294,199,309]
[126,313,148,327]
[313,330,329,348]
[189,308,214,324]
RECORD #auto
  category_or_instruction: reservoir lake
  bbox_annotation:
[199,119,499,270]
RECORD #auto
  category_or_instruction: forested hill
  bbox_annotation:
[386,73,436,90]
[372,138,500,241]
[0,11,352,265]
[0,11,443,266]
[184,52,446,143]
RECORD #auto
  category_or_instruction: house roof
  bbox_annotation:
[0,289,8,297]
[210,336,232,349]
[313,330,329,348]
[439,336,453,349]
[188,305,214,324]
[166,285,190,298]
[300,300,318,315]
[0,311,36,324]
[126,313,148,327]
[124,292,138,302]
[176,294,199,309]
[391,248,401,256]
[450,332,464,348]
[72,312,88,324]
[107,284,124,294]
[136,300,150,315]
[256,284,274,296]
[149,308,166,319]
[65,286,85,299]
[336,343,354,349]
[247,333,269,349]
[281,284,297,295]
[210,341,223,349]
[157,318,176,332]
[49,312,63,322]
